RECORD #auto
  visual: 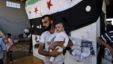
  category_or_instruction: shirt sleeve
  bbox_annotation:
[40,32,46,43]
[1,39,6,51]
[63,33,69,47]
[48,33,55,42]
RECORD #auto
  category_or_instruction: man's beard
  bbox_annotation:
[44,24,51,31]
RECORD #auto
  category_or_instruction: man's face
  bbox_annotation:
[42,17,51,30]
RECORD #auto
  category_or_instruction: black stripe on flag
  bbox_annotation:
[30,0,103,34]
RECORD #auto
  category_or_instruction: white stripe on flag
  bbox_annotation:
[40,0,49,16]
[26,1,42,19]
[25,0,83,19]
[48,0,83,14]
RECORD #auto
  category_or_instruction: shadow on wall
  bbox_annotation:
[0,16,30,39]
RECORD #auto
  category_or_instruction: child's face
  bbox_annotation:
[55,23,64,32]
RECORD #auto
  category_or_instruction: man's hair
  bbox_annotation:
[41,15,53,21]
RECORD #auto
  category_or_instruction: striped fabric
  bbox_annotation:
[101,30,113,44]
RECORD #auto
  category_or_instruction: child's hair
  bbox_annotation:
[55,22,64,27]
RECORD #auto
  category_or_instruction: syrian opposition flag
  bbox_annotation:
[25,0,102,34]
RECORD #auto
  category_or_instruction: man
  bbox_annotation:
[38,15,65,64]
[97,26,113,64]
[0,36,6,64]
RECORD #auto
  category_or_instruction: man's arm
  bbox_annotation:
[50,40,73,57]
[49,40,73,50]
[38,43,62,57]
[97,37,113,55]
[49,41,64,50]
[38,43,51,56]
[38,31,52,56]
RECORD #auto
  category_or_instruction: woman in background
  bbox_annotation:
[4,33,13,51]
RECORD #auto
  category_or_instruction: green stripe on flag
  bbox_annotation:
[26,0,40,6]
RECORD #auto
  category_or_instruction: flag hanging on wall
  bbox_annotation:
[25,0,103,34]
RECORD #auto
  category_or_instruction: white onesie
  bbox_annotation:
[48,31,69,62]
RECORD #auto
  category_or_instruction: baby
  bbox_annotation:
[48,22,69,63]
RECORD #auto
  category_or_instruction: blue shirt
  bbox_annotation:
[0,38,6,59]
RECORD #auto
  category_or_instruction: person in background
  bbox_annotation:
[23,28,31,39]
[0,33,6,64]
[97,22,113,64]
[23,28,32,54]
[4,33,13,51]
[0,31,5,38]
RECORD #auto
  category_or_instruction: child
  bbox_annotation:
[48,22,69,63]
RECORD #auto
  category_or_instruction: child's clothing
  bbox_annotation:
[48,31,69,47]
[48,31,69,62]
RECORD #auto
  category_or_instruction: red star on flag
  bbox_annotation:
[47,0,53,10]
[34,7,38,13]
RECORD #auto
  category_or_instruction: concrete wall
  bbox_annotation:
[0,0,30,38]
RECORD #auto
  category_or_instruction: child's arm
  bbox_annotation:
[63,33,69,48]
[49,47,62,57]
[49,41,64,50]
